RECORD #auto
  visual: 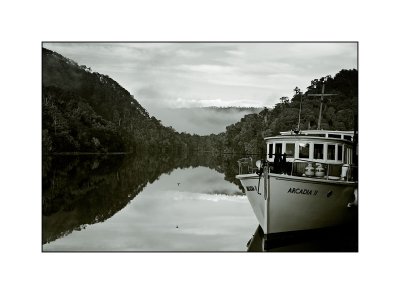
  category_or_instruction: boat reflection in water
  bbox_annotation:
[247,217,358,252]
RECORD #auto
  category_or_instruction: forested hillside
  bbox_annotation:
[42,48,192,154]
[221,69,358,155]
[42,48,357,156]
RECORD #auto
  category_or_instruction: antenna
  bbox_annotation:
[297,94,303,131]
[307,77,337,130]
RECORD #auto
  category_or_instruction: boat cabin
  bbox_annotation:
[266,130,354,164]
[265,130,356,180]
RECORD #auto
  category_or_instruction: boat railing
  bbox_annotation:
[285,158,357,181]
[237,157,259,174]
[238,156,357,181]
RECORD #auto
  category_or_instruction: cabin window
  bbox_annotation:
[327,144,336,160]
[313,143,324,160]
[299,143,310,159]
[338,145,343,161]
[344,135,352,141]
[328,134,341,138]
[268,144,273,159]
[275,143,282,155]
[285,143,295,158]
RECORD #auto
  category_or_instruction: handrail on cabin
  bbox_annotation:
[288,158,356,181]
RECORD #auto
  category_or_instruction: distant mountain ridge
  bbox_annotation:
[174,106,263,112]
[150,106,263,136]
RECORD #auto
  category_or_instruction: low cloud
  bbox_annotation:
[150,107,262,135]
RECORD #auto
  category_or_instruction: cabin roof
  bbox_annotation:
[264,130,355,143]
[280,130,354,136]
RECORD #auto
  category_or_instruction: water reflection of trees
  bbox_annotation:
[42,152,251,245]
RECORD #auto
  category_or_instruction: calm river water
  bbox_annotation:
[42,153,357,252]
[42,153,258,251]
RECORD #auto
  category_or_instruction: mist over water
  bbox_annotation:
[150,107,262,135]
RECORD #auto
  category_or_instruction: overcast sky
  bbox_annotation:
[43,42,357,115]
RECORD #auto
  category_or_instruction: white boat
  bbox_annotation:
[236,129,358,247]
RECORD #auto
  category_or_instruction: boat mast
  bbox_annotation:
[317,83,325,130]
[307,77,337,130]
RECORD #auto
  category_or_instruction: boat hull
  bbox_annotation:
[237,173,357,235]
